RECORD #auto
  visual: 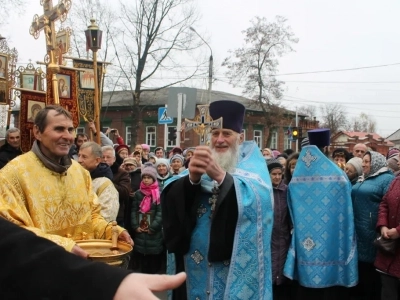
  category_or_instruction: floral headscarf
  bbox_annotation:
[363,151,387,179]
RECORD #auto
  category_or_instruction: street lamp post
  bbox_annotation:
[85,19,103,145]
[190,27,213,104]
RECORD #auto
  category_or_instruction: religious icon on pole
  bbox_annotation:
[0,81,6,104]
[0,54,7,79]
[55,28,71,65]
[17,63,45,91]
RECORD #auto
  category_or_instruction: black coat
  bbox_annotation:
[0,143,22,169]
[0,218,130,300]
[110,162,131,221]
[271,180,292,285]
[90,162,113,180]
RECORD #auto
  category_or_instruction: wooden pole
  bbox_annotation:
[93,51,101,145]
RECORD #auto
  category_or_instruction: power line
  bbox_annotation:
[283,94,400,106]
[281,97,400,116]
[283,80,400,84]
[274,62,400,76]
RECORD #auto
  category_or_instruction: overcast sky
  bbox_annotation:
[3,0,400,137]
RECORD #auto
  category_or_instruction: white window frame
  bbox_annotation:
[167,126,176,147]
[269,130,277,149]
[254,130,262,148]
[284,131,291,150]
[146,126,156,147]
[126,126,132,146]
[242,129,246,141]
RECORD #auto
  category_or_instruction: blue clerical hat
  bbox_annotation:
[308,128,331,149]
[209,100,245,133]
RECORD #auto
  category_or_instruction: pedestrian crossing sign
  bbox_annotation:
[158,107,173,124]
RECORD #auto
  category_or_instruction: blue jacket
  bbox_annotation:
[352,168,394,263]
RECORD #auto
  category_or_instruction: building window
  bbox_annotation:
[167,126,177,148]
[76,127,85,134]
[269,130,277,149]
[146,126,156,147]
[126,126,132,146]
[284,132,291,150]
[242,129,246,141]
[254,130,262,148]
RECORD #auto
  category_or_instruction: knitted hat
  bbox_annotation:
[141,144,150,151]
[301,137,310,148]
[267,158,283,173]
[387,148,400,159]
[209,100,245,133]
[183,147,195,157]
[155,158,170,169]
[308,129,330,149]
[346,157,363,177]
[141,163,157,181]
[123,157,138,166]
[272,150,281,158]
[387,156,400,173]
[170,154,184,165]
[116,144,129,154]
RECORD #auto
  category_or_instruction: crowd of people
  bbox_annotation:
[1,102,400,299]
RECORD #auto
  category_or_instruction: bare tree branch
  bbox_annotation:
[223,16,298,146]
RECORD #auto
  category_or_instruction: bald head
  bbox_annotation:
[353,143,367,158]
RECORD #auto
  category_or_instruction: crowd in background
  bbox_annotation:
[1,122,400,300]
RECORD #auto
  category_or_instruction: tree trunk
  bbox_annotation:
[129,92,141,150]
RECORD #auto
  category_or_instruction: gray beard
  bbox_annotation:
[211,141,240,173]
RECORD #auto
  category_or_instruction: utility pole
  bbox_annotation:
[295,107,299,152]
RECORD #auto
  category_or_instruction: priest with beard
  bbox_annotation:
[161,100,274,300]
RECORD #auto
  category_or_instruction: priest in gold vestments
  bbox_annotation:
[0,105,133,256]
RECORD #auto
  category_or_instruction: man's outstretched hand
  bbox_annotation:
[113,272,187,300]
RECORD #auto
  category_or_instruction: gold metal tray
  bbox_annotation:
[76,239,133,268]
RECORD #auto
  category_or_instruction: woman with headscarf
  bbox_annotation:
[351,151,395,300]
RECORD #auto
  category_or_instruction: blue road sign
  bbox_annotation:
[158,107,173,124]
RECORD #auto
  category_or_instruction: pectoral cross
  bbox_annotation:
[184,104,223,145]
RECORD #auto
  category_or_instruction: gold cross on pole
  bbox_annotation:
[184,104,223,145]
[29,0,72,104]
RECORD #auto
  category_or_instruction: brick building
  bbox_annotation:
[13,88,319,153]
[330,131,394,156]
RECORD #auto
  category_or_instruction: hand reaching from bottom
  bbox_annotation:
[113,272,187,300]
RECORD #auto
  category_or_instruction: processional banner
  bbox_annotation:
[72,58,103,123]
[18,88,46,152]
[0,104,8,138]
[46,67,80,127]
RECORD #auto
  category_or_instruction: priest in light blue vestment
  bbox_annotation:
[162,100,274,300]
[284,129,358,291]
